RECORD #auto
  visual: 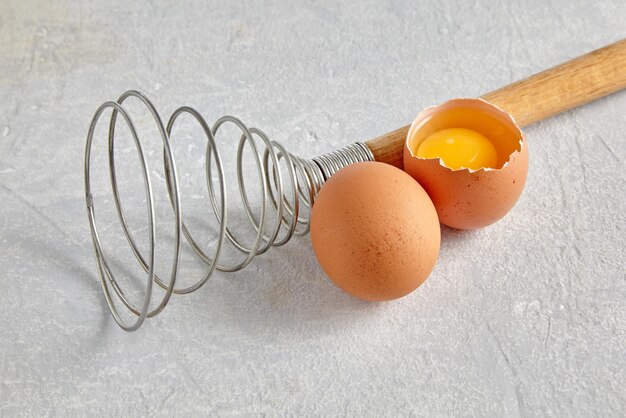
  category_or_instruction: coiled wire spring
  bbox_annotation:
[84,90,373,331]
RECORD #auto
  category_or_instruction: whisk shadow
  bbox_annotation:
[191,237,384,334]
[185,225,480,334]
[79,224,475,335]
[20,234,113,335]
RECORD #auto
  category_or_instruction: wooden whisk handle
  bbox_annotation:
[366,38,626,168]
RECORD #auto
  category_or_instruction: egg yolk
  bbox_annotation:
[414,128,498,170]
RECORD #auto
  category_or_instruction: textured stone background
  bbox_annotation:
[1,0,625,416]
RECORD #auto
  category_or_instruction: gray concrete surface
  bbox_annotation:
[1,0,625,416]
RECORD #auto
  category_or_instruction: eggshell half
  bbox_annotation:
[403,98,528,230]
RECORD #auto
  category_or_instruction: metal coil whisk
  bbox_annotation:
[84,90,373,331]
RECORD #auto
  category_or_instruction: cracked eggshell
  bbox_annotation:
[403,98,528,230]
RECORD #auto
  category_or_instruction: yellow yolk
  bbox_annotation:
[414,128,498,170]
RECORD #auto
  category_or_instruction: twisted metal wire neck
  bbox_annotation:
[311,142,374,181]
[84,90,373,331]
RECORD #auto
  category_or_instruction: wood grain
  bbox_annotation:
[365,38,626,168]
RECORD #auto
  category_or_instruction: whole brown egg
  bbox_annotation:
[310,161,440,301]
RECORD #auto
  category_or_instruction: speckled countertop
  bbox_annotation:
[0,1,625,416]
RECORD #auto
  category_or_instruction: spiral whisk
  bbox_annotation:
[84,90,373,331]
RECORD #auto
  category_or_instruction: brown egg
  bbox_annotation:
[310,161,440,301]
[403,98,528,230]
